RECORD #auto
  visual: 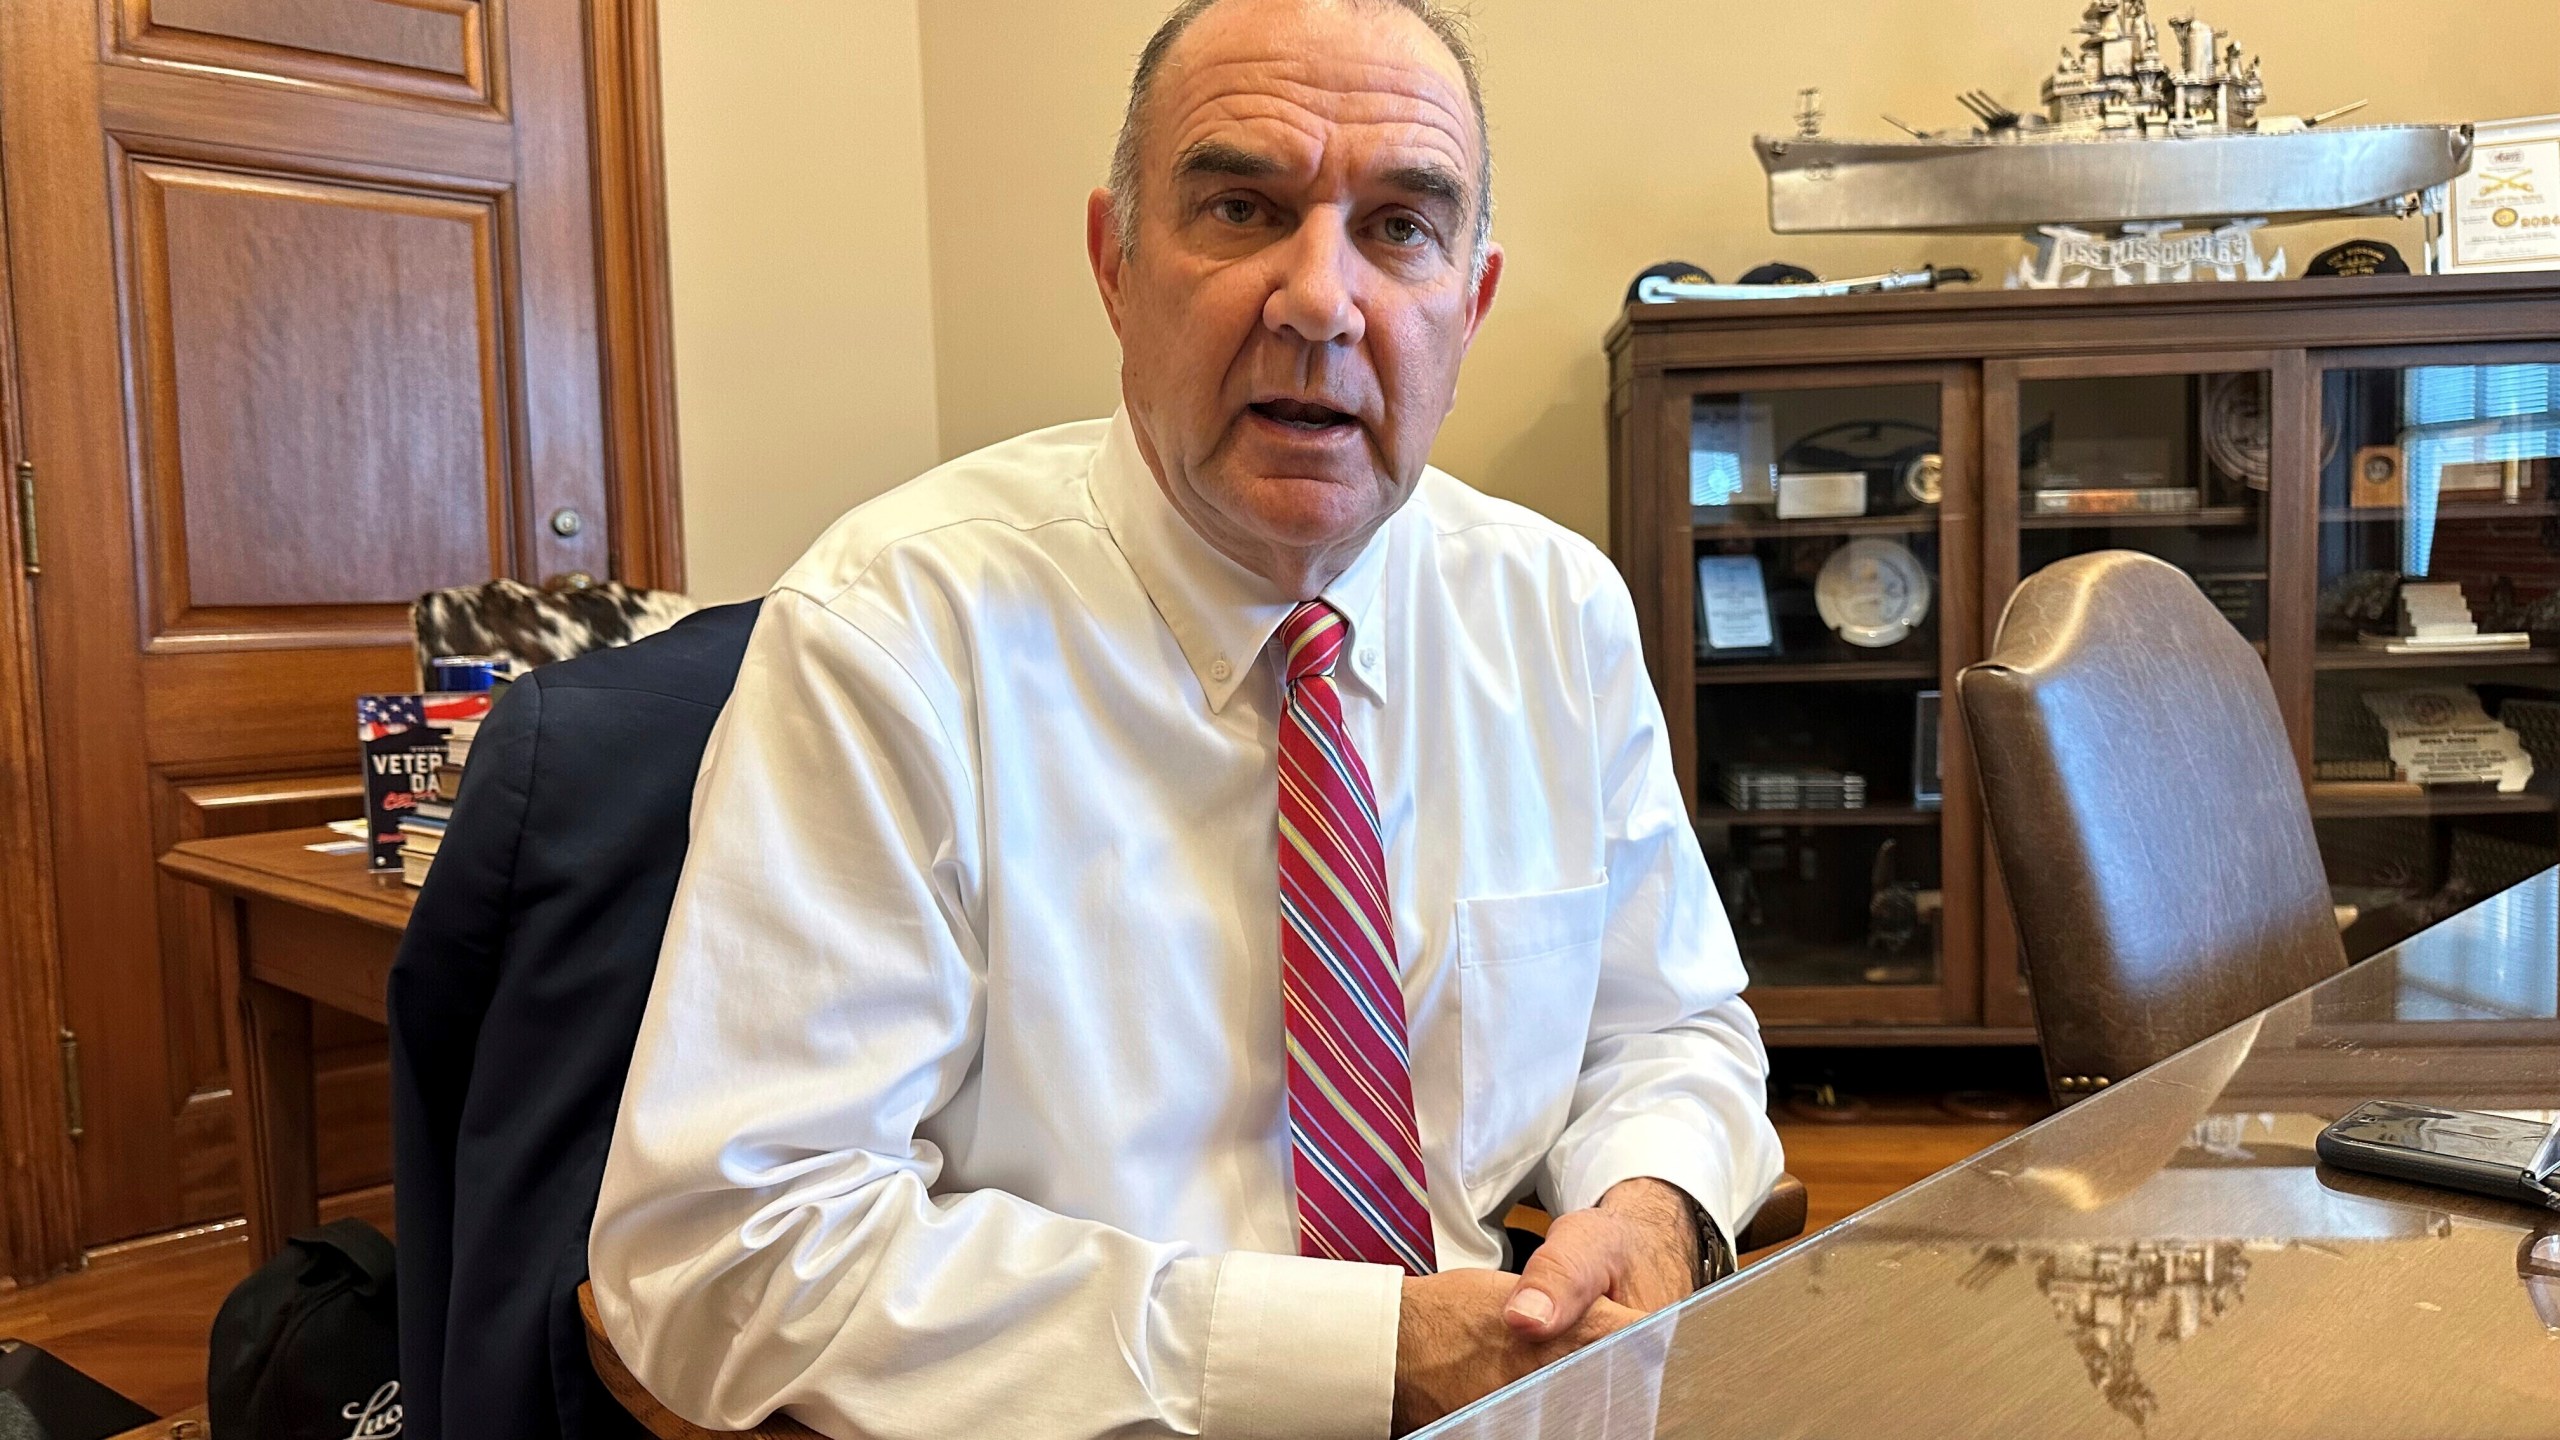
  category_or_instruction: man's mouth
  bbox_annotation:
[1249,399,1359,432]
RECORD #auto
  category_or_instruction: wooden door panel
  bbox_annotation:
[101,67,516,183]
[114,0,497,110]
[145,650,418,763]
[124,158,511,635]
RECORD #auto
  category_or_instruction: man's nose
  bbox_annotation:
[1262,214,1366,349]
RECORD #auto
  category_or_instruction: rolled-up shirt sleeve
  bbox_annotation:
[588,586,1400,1440]
[1537,570,1785,1246]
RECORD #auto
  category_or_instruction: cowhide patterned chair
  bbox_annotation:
[412,577,697,684]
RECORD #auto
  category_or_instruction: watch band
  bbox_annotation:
[1695,1204,1736,1286]
[1675,1191,1735,1289]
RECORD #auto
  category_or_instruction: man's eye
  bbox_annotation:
[1213,198,1259,226]
[1379,215,1428,247]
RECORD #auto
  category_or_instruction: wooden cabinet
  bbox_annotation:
[1608,274,2560,1046]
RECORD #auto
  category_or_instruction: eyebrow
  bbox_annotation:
[1173,140,1284,182]
[1171,141,1473,217]
[1381,162,1469,215]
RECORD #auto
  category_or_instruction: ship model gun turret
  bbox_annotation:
[1756,0,2472,242]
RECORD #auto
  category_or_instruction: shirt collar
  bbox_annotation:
[1089,409,1391,714]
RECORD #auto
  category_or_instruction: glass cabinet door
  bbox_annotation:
[1979,356,2291,1031]
[2310,355,2560,958]
[1682,371,1979,1026]
[1991,360,2280,649]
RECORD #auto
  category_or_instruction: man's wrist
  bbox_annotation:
[1597,1177,1702,1289]
[1597,1177,1730,1290]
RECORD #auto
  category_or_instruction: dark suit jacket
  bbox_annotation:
[389,600,762,1440]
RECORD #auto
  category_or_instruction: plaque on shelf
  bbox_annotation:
[1913,690,1944,810]
[1776,470,1869,520]
[1902,453,1945,506]
[2194,574,2264,636]
[2359,581,2531,653]
[2028,486,2202,516]
[1697,555,1778,654]
[2350,445,2405,509]
[1815,538,1932,648]
[2360,688,2535,793]
[1690,400,1778,509]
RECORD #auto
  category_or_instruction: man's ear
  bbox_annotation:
[1088,188,1128,338]
[1460,241,1505,352]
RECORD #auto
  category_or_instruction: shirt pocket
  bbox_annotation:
[1455,879,1609,1192]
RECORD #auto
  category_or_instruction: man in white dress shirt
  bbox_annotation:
[589,0,1783,1435]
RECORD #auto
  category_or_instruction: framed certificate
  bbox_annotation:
[1696,555,1778,657]
[2440,114,2560,274]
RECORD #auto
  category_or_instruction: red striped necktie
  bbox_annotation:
[1275,600,1436,1275]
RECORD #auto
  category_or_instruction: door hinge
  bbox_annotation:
[58,1028,82,1141]
[13,460,36,577]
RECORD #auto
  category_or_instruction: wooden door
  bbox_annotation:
[0,0,676,1246]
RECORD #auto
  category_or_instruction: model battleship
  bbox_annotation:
[1757,0,2473,233]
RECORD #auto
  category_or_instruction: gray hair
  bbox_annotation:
[1106,0,1493,276]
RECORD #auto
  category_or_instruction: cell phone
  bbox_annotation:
[2317,1101,2560,1211]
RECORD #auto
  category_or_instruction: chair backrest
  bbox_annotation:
[1957,551,2345,1100]
[412,577,696,681]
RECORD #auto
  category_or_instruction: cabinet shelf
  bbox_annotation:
[2321,500,2560,525]
[2315,645,2559,671]
[2018,504,2257,531]
[2307,785,2557,820]
[1695,659,1937,685]
[1699,805,1941,829]
[1693,512,1937,542]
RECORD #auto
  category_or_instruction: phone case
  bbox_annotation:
[2317,1106,2560,1211]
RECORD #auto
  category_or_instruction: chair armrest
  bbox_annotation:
[579,1282,823,1440]
[1734,1172,1809,1254]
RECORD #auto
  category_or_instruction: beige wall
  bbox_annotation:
[659,0,942,603]
[673,0,2560,569]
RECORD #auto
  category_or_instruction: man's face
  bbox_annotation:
[1089,0,1503,595]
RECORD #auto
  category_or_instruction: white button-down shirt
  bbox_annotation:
[590,413,1781,1440]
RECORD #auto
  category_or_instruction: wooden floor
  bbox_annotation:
[0,1120,2020,1420]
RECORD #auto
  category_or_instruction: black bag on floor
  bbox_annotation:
[0,1340,154,1439]
[209,1218,402,1440]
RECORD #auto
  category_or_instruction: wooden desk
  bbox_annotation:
[159,827,413,1263]
[1425,870,2560,1440]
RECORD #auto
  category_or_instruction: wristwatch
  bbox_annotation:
[1682,1193,1736,1288]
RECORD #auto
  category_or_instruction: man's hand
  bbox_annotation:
[1502,1178,1701,1342]
[1393,1269,1639,1435]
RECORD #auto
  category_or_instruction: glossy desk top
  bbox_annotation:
[1428,871,2560,1440]
[161,826,415,932]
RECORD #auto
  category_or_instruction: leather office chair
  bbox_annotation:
[1958,551,2345,1102]
[575,1178,1811,1439]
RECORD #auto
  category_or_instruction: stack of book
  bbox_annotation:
[1720,764,1869,811]
[399,706,485,886]
[360,692,492,884]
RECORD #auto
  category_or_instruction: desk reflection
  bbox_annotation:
[1422,870,2560,1440]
